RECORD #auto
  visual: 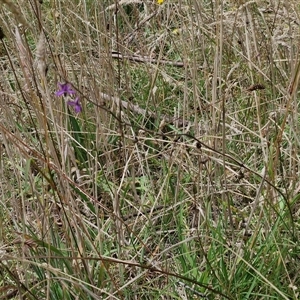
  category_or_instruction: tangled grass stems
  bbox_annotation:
[0,0,299,299]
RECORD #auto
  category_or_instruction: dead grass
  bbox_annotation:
[0,0,300,299]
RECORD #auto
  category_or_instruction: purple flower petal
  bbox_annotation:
[55,82,76,97]
[67,97,82,113]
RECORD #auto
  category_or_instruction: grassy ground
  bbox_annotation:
[0,0,300,299]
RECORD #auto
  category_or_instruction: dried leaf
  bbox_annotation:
[246,84,266,92]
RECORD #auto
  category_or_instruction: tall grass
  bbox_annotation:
[0,0,299,299]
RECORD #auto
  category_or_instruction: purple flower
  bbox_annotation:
[55,82,76,97]
[67,97,82,113]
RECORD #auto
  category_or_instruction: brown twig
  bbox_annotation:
[111,52,185,67]
[99,92,189,127]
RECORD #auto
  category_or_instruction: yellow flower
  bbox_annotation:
[172,28,179,35]
[157,0,164,4]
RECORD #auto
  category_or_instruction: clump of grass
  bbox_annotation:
[0,0,300,299]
